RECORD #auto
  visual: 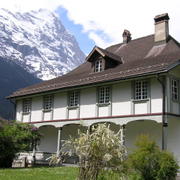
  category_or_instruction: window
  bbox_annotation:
[43,95,53,111]
[134,80,148,100]
[23,98,31,113]
[95,59,103,72]
[98,86,110,104]
[68,91,79,107]
[172,79,179,101]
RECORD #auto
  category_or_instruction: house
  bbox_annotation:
[8,13,180,164]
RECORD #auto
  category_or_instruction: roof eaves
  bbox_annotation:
[166,59,180,71]
[8,64,170,99]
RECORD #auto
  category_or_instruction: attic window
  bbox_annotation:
[95,59,103,72]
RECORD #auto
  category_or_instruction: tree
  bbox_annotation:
[66,123,127,180]
[0,120,41,167]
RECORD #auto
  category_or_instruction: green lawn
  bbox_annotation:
[0,167,78,180]
[0,166,137,180]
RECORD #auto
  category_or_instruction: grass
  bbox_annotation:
[0,166,139,180]
[0,167,78,180]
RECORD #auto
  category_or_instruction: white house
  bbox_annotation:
[9,13,180,164]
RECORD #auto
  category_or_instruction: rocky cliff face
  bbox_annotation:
[0,8,85,80]
[0,57,41,119]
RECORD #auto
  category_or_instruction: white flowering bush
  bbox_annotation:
[66,123,127,180]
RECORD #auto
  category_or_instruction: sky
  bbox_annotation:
[1,0,180,54]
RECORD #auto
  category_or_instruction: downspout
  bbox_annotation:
[157,74,167,150]
[9,98,16,120]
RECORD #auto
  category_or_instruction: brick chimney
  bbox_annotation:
[122,29,131,43]
[154,13,169,44]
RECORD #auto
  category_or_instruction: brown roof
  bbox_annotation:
[9,35,180,98]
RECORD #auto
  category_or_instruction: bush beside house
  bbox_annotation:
[126,135,178,180]
[0,120,41,167]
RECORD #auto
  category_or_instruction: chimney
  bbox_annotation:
[122,29,131,43]
[154,13,169,44]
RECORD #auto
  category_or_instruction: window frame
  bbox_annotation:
[43,95,53,111]
[94,59,103,72]
[98,86,111,105]
[22,98,32,114]
[68,91,80,108]
[134,80,149,101]
[171,79,179,102]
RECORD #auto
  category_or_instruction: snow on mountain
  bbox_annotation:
[0,8,85,80]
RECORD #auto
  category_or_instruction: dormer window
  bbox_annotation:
[95,59,103,72]
[86,46,121,73]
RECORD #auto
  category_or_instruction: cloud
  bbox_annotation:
[0,0,61,12]
[1,0,180,48]
[59,0,180,47]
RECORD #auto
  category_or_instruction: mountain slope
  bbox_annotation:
[0,8,85,80]
[0,57,41,119]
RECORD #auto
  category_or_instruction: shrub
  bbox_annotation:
[127,135,178,180]
[0,120,42,167]
[66,123,127,180]
[157,151,178,180]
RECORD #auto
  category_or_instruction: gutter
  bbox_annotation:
[157,74,167,150]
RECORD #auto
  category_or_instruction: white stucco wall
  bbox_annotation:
[80,88,96,118]
[169,66,180,114]
[16,100,22,121]
[125,120,162,151]
[134,101,148,114]
[16,76,175,123]
[151,78,162,113]
[16,77,165,123]
[68,109,78,119]
[43,111,52,121]
[53,93,67,120]
[98,106,109,117]
[38,126,58,153]
[112,82,131,116]
[167,117,180,164]
[22,114,30,122]
[31,96,42,122]
[172,102,179,114]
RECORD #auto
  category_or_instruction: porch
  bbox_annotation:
[14,115,180,166]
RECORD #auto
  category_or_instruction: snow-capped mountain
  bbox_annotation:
[0,8,85,80]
